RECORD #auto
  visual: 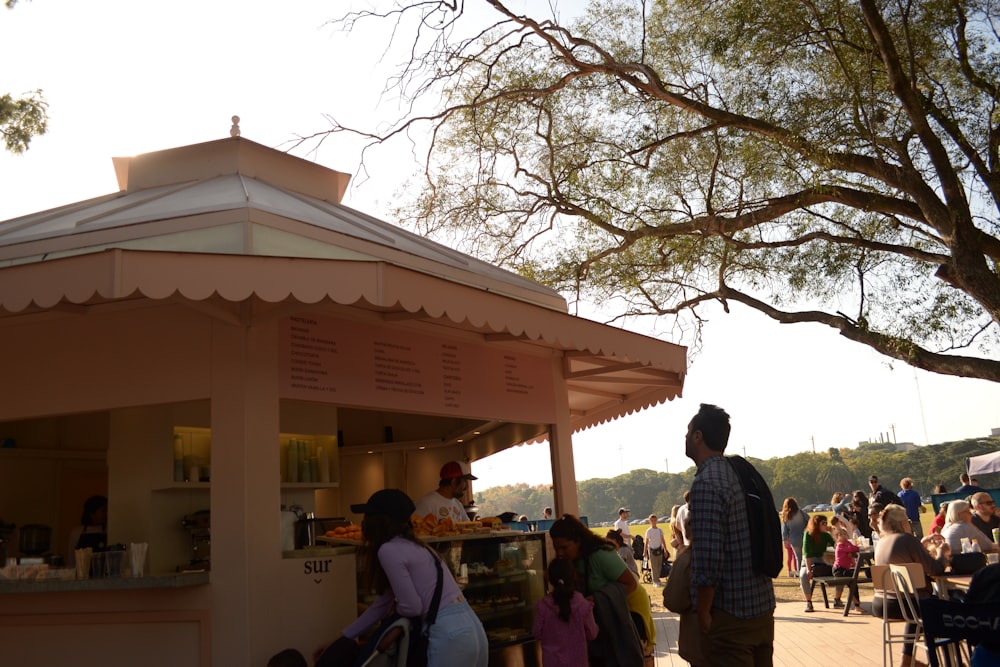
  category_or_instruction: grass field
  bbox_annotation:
[591,504,936,542]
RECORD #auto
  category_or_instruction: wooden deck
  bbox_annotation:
[644,584,885,666]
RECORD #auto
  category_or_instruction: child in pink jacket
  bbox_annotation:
[532,558,599,666]
[832,526,865,613]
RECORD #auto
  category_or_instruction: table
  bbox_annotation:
[930,573,972,598]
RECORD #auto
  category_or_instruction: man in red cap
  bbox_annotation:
[414,460,477,523]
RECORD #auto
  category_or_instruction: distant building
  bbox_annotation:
[991,427,1000,437]
[858,440,918,452]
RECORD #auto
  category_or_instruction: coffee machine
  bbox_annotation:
[179,510,210,571]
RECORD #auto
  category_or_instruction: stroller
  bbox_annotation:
[636,536,672,583]
[631,535,658,583]
[315,616,416,667]
[641,557,654,584]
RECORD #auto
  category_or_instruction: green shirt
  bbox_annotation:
[802,530,834,559]
[574,546,627,594]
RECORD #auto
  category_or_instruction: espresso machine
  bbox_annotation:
[179,510,210,571]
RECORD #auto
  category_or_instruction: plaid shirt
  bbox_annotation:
[690,455,776,619]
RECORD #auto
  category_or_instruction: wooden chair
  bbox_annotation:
[919,597,1000,667]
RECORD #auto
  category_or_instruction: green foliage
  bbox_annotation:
[334,0,1000,381]
[3,3,46,153]
[0,91,48,154]
[474,437,1000,519]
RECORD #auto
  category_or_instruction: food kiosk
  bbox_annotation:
[0,134,686,666]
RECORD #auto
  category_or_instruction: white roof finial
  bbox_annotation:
[230,115,241,138]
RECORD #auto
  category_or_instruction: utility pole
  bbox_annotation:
[890,423,897,443]
[811,435,816,454]
[665,457,669,474]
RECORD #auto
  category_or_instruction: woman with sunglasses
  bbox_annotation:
[799,515,835,612]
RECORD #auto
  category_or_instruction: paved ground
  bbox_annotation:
[644,580,886,666]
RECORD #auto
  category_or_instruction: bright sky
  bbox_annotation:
[3,0,999,490]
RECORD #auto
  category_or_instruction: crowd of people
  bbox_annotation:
[267,406,998,667]
[779,470,1000,667]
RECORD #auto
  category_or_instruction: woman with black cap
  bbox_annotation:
[342,488,488,667]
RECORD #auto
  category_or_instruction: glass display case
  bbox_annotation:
[356,531,546,666]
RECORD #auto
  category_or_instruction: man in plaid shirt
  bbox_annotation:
[687,403,776,666]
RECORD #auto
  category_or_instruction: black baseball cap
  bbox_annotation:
[869,475,878,482]
[350,489,415,520]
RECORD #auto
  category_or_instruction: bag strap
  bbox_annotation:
[424,554,444,628]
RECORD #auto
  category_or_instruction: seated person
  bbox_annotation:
[931,501,949,534]
[941,500,999,554]
[831,526,865,613]
[874,505,950,667]
[969,493,1000,542]
[966,564,1000,666]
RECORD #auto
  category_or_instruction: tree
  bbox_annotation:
[3,2,47,153]
[0,91,47,154]
[323,0,1000,381]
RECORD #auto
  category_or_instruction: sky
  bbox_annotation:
[2,0,999,490]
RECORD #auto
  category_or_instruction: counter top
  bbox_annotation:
[0,571,210,594]
[282,545,358,558]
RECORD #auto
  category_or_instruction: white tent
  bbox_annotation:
[967,450,1000,476]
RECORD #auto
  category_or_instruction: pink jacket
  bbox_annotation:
[532,591,599,667]
[834,540,859,570]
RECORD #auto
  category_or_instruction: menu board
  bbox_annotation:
[279,314,556,424]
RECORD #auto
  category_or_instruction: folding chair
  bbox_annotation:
[890,563,931,667]
[872,564,926,667]
[919,598,1000,667]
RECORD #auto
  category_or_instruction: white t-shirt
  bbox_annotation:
[614,516,632,538]
[645,526,665,550]
[414,490,468,523]
[675,504,691,545]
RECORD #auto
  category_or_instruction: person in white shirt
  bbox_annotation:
[941,499,999,554]
[614,507,632,539]
[675,491,692,548]
[414,461,476,524]
[643,514,667,586]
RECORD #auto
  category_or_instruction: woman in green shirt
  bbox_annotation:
[800,514,835,612]
[549,515,643,665]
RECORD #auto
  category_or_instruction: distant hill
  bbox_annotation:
[473,437,1000,523]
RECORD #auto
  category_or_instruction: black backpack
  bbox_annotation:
[631,534,644,561]
[727,455,783,578]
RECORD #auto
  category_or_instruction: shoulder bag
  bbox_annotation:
[663,547,692,613]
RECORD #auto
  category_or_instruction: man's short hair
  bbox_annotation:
[972,492,993,507]
[690,403,731,452]
[960,473,971,484]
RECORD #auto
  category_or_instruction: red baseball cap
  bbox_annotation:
[440,461,477,481]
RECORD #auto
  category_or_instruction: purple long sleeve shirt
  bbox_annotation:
[343,536,462,639]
